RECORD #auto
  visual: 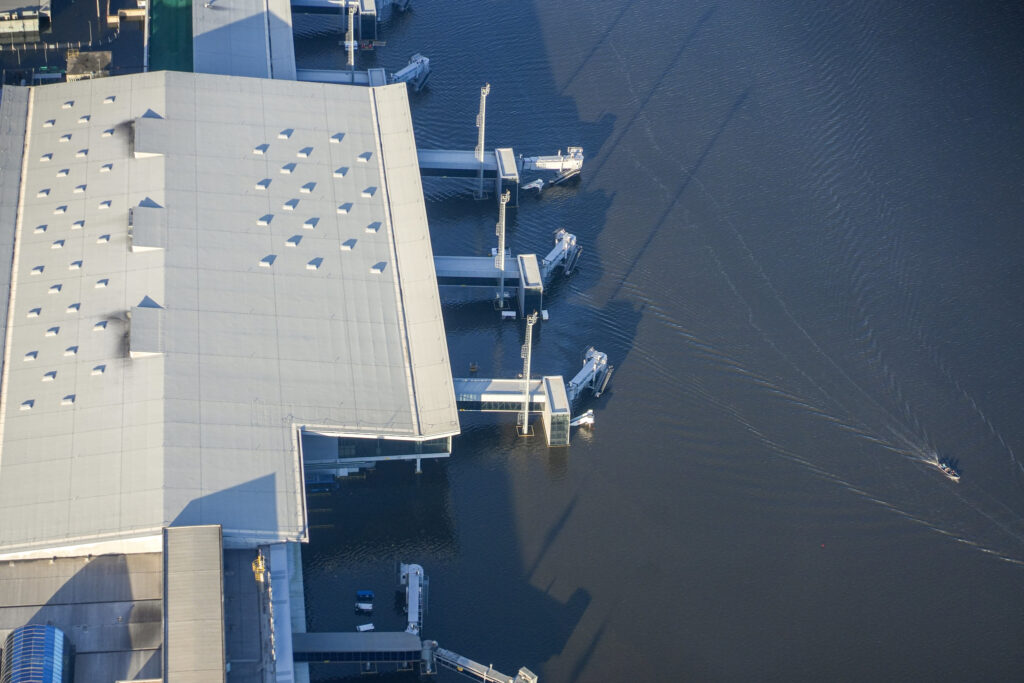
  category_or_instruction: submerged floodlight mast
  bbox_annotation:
[475,83,490,199]
[346,3,357,71]
[495,189,510,308]
[519,311,538,436]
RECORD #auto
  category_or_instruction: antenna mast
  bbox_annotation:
[495,189,510,308]
[518,311,538,436]
[475,83,490,199]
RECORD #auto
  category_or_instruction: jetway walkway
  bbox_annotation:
[432,646,538,683]
[418,147,583,201]
[295,53,430,91]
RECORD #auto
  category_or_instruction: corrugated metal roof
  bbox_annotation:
[163,525,225,683]
[0,73,458,559]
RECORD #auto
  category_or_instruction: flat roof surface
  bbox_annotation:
[0,553,162,681]
[433,255,518,279]
[292,630,423,654]
[193,0,296,80]
[0,72,457,558]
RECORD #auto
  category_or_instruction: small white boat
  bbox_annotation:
[356,623,375,632]
[355,601,374,612]
[521,179,544,192]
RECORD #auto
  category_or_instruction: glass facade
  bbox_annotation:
[1,625,71,683]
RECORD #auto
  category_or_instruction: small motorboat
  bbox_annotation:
[356,623,375,632]
[521,179,544,192]
[936,458,961,483]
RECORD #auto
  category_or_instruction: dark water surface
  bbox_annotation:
[296,2,1024,680]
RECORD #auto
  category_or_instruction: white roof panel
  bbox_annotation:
[0,73,457,559]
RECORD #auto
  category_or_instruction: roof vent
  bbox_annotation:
[370,262,387,274]
[74,185,86,193]
[64,346,77,356]
[23,351,37,361]
[257,214,273,226]
[27,308,40,318]
[97,234,110,243]
[306,257,323,271]
[42,371,56,382]
[104,95,115,104]
[53,206,67,215]
[95,278,109,288]
[255,178,271,190]
[56,169,68,177]
[76,149,88,158]
[98,200,111,209]
[34,225,46,234]
[40,153,52,162]
[69,261,82,270]
[365,221,381,233]
[102,129,114,138]
[341,239,356,251]
[91,365,105,375]
[286,235,301,247]
[20,400,33,411]
[72,220,84,229]
[361,187,376,198]
[330,133,344,144]
[66,303,80,313]
[333,167,348,178]
[100,163,112,173]
[59,134,71,143]
[131,205,167,252]
[48,284,62,294]
[301,182,316,194]
[280,163,296,174]
[51,240,64,249]
[31,265,44,275]
[61,395,75,406]
[78,115,90,124]
[93,321,107,331]
[253,143,269,155]
[283,199,299,211]
[43,120,55,128]
[297,147,313,158]
[259,255,277,268]
[358,152,372,163]
[278,128,293,139]
[129,302,166,359]
[62,100,74,109]
[303,217,319,230]
[337,203,352,214]
[37,188,50,198]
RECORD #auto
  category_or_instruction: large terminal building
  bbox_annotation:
[0,71,460,680]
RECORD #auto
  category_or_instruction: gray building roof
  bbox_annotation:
[0,553,163,681]
[163,526,225,683]
[193,0,296,80]
[0,72,458,559]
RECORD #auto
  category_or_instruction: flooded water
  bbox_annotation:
[295,2,1024,680]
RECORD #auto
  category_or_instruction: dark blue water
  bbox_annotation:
[295,2,1024,680]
